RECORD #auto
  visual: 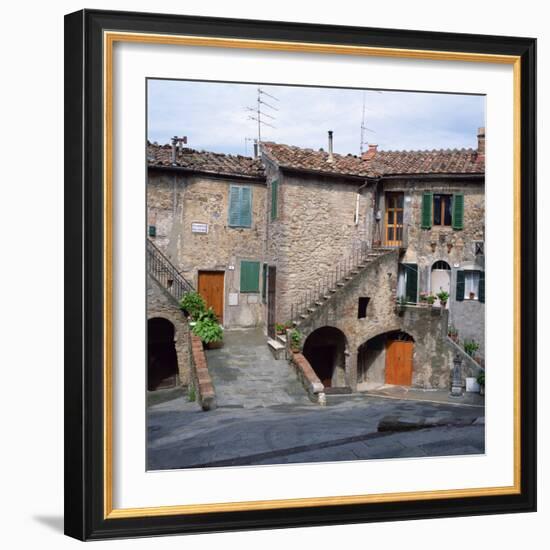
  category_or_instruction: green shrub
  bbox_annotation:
[436,290,450,302]
[463,339,480,357]
[179,291,206,319]
[290,329,302,350]
[192,309,223,344]
[477,372,485,386]
[187,384,196,402]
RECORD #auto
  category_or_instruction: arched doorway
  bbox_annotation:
[357,330,414,390]
[431,260,451,306]
[303,327,347,389]
[147,317,178,390]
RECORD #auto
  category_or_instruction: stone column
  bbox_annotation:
[346,349,358,391]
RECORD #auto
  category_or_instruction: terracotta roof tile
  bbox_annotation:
[147,143,265,179]
[261,142,484,177]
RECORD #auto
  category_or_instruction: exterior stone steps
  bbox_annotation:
[267,338,286,360]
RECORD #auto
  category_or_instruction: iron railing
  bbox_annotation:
[290,241,390,325]
[147,238,194,304]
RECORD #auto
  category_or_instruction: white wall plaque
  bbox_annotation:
[191,222,208,234]
[228,293,239,306]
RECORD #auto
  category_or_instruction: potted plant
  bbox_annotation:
[448,325,458,343]
[436,290,450,308]
[289,329,302,353]
[179,291,206,319]
[477,372,485,395]
[275,323,286,335]
[463,339,480,357]
[419,291,429,306]
[426,294,436,307]
[469,291,476,300]
[192,308,224,349]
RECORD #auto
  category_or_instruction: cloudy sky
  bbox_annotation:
[147,79,485,157]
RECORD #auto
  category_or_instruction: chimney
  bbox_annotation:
[327,130,334,163]
[362,144,378,161]
[171,136,178,164]
[477,127,485,158]
[253,140,259,159]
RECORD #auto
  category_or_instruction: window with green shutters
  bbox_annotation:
[228,185,252,228]
[452,193,464,230]
[404,263,418,303]
[261,263,267,303]
[478,270,485,303]
[271,180,278,221]
[421,193,433,229]
[456,270,465,301]
[240,260,260,293]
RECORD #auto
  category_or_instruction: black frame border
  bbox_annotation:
[64,9,537,541]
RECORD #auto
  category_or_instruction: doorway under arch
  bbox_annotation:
[303,326,348,389]
[147,317,179,390]
[357,330,415,390]
[431,260,451,306]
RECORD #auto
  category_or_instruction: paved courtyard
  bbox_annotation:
[147,329,485,471]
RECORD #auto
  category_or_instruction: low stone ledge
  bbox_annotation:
[190,334,217,411]
[290,352,325,405]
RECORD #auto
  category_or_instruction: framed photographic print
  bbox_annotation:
[64,9,536,541]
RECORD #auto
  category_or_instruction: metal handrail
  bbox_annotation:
[290,241,375,325]
[146,239,194,304]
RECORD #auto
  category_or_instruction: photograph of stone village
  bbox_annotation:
[146,81,486,470]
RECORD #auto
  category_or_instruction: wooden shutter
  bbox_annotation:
[421,193,432,229]
[404,263,418,303]
[271,180,278,220]
[452,193,464,230]
[240,186,252,227]
[478,270,485,303]
[456,270,465,301]
[262,263,267,303]
[240,260,260,292]
[228,186,241,226]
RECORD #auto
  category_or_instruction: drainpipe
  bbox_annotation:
[354,180,370,225]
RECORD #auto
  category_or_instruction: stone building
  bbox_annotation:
[146,129,485,393]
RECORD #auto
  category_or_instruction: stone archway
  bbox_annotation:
[303,326,348,390]
[147,317,179,390]
[357,330,415,390]
[431,260,451,307]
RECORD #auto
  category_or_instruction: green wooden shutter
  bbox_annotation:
[262,263,267,302]
[452,193,464,230]
[228,186,241,226]
[240,260,260,292]
[404,263,418,303]
[271,180,278,220]
[456,270,465,301]
[478,270,485,303]
[240,186,252,227]
[421,193,433,229]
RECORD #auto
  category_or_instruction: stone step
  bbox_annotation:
[307,307,316,313]
[276,333,286,345]
[267,338,286,360]
[336,282,345,287]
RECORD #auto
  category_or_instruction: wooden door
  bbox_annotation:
[267,266,276,338]
[385,192,404,247]
[385,340,413,385]
[198,271,224,323]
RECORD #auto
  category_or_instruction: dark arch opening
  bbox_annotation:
[432,260,451,271]
[303,326,347,390]
[147,317,178,391]
[357,330,414,389]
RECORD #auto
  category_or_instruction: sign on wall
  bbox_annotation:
[191,222,208,234]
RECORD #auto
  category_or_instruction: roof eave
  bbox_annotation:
[147,163,266,183]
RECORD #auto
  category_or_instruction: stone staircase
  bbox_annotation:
[290,243,396,328]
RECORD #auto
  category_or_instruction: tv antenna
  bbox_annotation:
[360,90,382,155]
[246,87,279,144]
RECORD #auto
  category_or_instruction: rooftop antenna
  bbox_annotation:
[246,87,279,144]
[360,90,382,155]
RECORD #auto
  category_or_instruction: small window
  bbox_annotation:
[474,241,484,256]
[228,185,252,228]
[433,194,453,226]
[456,269,485,302]
[148,225,156,237]
[358,297,370,319]
[240,260,260,293]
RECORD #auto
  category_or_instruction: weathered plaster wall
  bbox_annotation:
[147,170,267,328]
[146,273,190,387]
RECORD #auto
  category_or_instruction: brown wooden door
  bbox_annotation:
[267,266,276,338]
[198,271,224,323]
[385,340,413,385]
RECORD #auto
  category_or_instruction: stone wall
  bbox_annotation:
[297,251,453,390]
[147,170,267,328]
[382,179,485,358]
[147,273,191,386]
[263,155,373,325]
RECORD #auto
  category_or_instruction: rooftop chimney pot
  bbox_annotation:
[362,143,378,160]
[477,127,485,159]
[327,130,334,163]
